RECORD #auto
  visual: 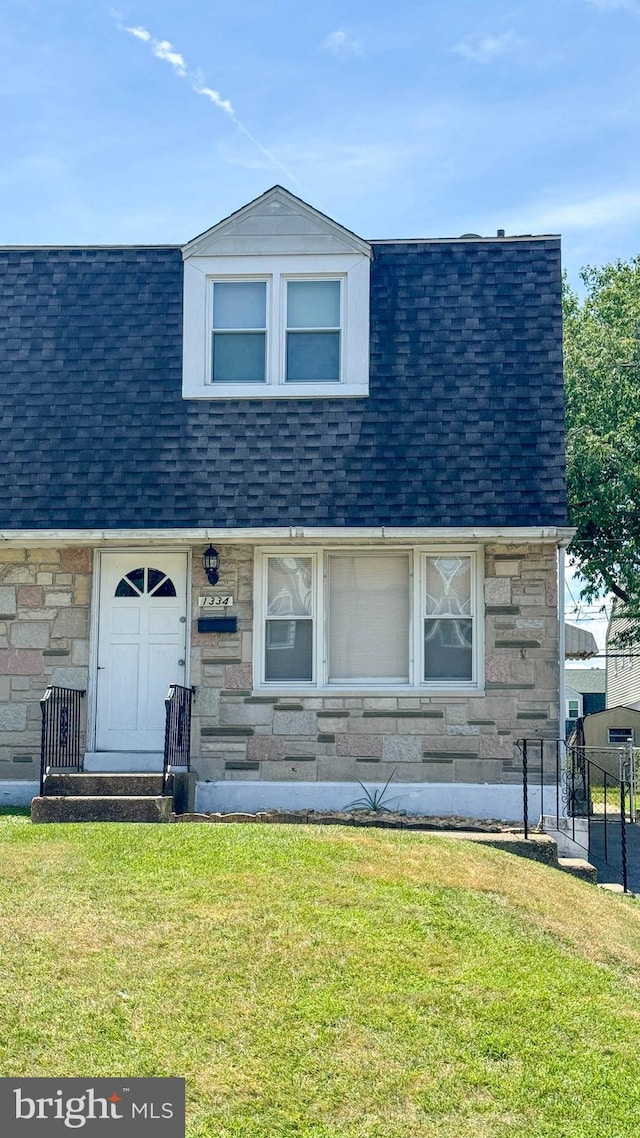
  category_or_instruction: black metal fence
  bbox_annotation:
[517,738,631,893]
[40,686,86,794]
[163,684,194,794]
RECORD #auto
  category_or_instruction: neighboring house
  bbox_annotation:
[0,186,570,818]
[564,667,605,739]
[606,604,640,711]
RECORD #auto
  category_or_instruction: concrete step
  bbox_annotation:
[84,752,164,773]
[558,857,597,884]
[44,773,164,797]
[31,795,173,824]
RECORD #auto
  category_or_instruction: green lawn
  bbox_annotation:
[2,811,640,1137]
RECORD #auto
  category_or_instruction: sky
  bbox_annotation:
[1,0,639,287]
[1,0,636,660]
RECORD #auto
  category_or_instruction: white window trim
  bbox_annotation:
[253,546,485,693]
[183,253,370,399]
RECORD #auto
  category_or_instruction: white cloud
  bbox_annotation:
[321,29,363,57]
[585,0,640,11]
[125,25,151,43]
[119,22,296,181]
[506,187,640,232]
[152,39,187,77]
[451,30,521,64]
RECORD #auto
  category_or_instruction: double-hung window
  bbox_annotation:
[212,281,267,383]
[256,549,482,690]
[286,280,341,383]
[183,252,370,399]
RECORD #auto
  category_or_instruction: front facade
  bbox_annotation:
[0,187,570,818]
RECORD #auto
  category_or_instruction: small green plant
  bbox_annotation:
[343,767,404,813]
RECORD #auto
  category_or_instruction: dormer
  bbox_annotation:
[181,186,372,400]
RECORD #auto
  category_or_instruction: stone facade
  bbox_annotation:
[0,547,91,780]
[0,541,560,788]
[190,542,560,788]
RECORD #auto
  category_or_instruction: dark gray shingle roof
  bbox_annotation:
[0,239,566,529]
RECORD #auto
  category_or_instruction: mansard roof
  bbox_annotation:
[0,201,566,529]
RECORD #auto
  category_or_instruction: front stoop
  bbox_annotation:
[558,857,598,884]
[44,774,164,797]
[31,794,173,823]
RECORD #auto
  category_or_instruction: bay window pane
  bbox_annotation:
[213,281,266,329]
[267,557,313,616]
[287,280,340,328]
[212,332,265,382]
[425,556,471,615]
[424,618,473,680]
[265,620,313,681]
[286,331,340,382]
[329,555,410,682]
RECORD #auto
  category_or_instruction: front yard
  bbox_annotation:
[1,811,640,1137]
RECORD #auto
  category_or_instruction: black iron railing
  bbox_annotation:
[163,684,194,795]
[517,738,631,892]
[40,686,86,794]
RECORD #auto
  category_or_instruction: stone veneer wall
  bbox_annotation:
[190,543,560,787]
[0,548,90,780]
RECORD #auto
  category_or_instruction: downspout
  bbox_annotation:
[558,546,566,740]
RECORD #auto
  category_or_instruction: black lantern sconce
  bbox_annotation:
[202,545,220,585]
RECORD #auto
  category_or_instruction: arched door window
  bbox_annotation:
[115,567,177,598]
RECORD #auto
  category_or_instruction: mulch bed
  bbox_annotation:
[174,809,520,832]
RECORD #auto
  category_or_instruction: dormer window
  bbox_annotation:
[286,280,341,383]
[212,281,267,383]
[182,186,371,400]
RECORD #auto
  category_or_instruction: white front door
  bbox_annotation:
[96,553,188,752]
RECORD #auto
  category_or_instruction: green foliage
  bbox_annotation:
[564,258,640,640]
[343,767,403,813]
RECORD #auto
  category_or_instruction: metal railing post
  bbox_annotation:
[621,778,628,894]
[522,739,529,840]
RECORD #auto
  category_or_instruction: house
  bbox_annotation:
[0,186,570,819]
[606,604,640,711]
[564,667,605,738]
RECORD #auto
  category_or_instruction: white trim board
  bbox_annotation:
[195,780,540,822]
[0,781,38,807]
[0,527,576,547]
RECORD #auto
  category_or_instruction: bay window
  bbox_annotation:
[256,548,482,689]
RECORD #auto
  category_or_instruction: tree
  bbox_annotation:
[564,257,640,641]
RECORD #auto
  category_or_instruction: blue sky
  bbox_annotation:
[1,0,640,285]
[0,0,633,659]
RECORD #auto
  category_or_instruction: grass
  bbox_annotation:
[2,814,640,1136]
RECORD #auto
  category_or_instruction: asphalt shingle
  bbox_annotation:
[0,239,566,529]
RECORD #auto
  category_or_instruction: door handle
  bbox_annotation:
[178,659,185,667]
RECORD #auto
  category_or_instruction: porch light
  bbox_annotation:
[202,545,220,585]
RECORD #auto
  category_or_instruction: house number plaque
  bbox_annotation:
[199,595,233,608]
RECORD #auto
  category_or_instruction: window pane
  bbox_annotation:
[213,332,265,382]
[213,281,266,329]
[287,280,340,329]
[609,728,633,744]
[425,556,471,616]
[265,620,313,681]
[115,579,138,598]
[424,618,473,680]
[329,555,410,682]
[267,558,312,617]
[286,332,340,382]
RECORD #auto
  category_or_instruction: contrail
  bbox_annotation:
[117,21,297,183]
